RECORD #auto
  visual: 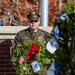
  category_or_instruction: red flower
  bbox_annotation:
[26,43,39,60]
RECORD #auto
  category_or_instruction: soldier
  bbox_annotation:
[12,10,51,50]
[11,10,51,75]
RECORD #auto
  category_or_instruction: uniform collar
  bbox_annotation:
[29,28,38,33]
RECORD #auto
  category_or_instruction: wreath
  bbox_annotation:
[11,40,51,75]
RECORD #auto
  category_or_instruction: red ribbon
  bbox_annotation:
[26,43,39,60]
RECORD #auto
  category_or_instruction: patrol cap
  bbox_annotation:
[27,10,40,20]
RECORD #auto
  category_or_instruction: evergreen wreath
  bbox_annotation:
[11,40,51,75]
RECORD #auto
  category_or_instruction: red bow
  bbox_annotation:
[26,43,39,60]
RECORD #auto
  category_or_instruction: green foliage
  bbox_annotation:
[11,40,52,75]
[62,0,75,28]
[52,0,75,75]
[62,0,75,39]
[62,0,75,14]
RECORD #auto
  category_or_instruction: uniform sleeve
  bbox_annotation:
[45,32,51,43]
[12,32,21,50]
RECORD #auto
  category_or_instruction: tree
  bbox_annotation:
[52,0,75,74]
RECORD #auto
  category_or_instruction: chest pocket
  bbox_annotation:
[21,35,31,42]
[38,32,46,42]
